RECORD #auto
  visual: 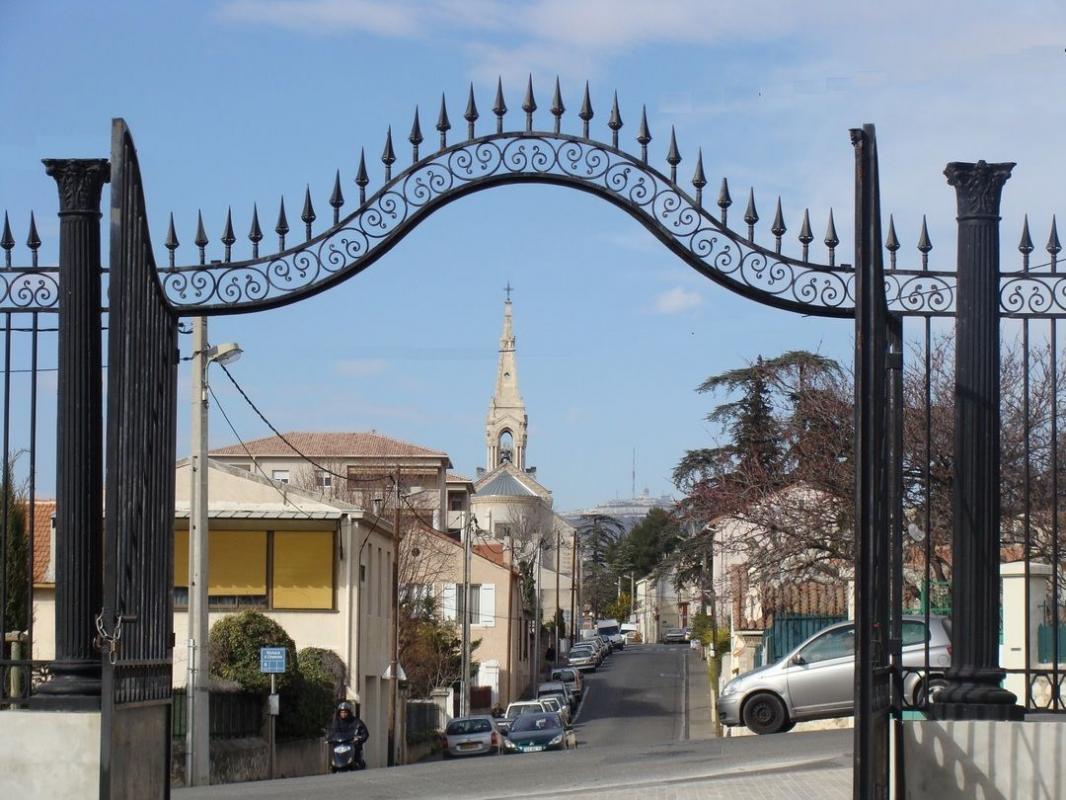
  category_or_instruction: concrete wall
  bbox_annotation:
[172,736,327,786]
[903,719,1066,800]
[0,710,100,799]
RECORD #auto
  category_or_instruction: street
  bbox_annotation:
[176,645,852,800]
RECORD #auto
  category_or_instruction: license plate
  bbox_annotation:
[521,745,545,752]
[459,743,479,750]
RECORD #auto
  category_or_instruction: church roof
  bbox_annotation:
[477,470,539,497]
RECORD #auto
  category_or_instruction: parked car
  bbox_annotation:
[499,700,550,733]
[537,694,571,725]
[500,712,571,753]
[662,627,687,644]
[718,615,952,735]
[441,715,502,758]
[566,646,598,672]
[596,618,626,650]
[551,667,584,699]
[538,680,576,713]
[572,639,604,664]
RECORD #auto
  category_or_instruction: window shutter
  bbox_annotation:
[442,583,457,620]
[480,584,495,627]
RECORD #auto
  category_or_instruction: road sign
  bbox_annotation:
[260,646,287,674]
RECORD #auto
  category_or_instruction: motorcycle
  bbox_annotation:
[328,735,367,772]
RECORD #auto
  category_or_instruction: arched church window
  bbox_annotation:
[498,430,513,464]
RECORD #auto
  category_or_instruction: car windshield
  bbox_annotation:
[598,625,620,636]
[510,713,561,733]
[507,704,542,719]
[446,718,491,735]
[554,670,575,680]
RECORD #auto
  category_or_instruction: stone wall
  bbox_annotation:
[171,736,327,787]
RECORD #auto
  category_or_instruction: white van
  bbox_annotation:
[596,618,625,650]
[620,623,639,643]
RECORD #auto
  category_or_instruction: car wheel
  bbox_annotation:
[742,692,789,735]
[915,677,950,707]
[779,720,796,733]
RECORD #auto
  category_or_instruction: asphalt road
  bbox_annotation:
[176,644,852,800]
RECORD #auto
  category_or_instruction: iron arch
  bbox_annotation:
[161,131,861,319]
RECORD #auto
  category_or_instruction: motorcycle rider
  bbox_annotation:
[327,701,369,769]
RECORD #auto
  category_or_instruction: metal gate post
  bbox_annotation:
[933,161,1024,720]
[34,158,109,708]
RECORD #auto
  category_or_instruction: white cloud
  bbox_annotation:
[334,358,389,377]
[651,286,701,315]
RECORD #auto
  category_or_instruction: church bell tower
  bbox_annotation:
[486,285,528,470]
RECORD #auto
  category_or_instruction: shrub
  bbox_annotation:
[208,611,298,694]
[279,647,346,741]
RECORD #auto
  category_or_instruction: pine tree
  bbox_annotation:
[2,461,28,636]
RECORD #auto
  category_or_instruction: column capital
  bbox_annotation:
[944,161,1015,221]
[42,158,110,216]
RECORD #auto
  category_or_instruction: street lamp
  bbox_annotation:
[187,316,242,787]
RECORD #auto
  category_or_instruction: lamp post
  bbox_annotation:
[460,512,476,716]
[187,316,242,787]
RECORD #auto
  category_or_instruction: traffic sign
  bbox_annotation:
[260,646,288,674]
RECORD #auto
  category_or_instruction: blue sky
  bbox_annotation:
[1,1,1064,510]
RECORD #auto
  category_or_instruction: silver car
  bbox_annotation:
[442,715,502,758]
[718,615,952,734]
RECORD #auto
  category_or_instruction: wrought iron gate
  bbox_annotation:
[98,120,179,799]
[0,76,1063,799]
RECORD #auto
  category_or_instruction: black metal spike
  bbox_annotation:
[665,126,681,182]
[465,83,479,140]
[356,149,369,204]
[551,77,565,134]
[636,106,651,163]
[885,214,899,269]
[579,82,593,139]
[221,208,236,262]
[717,178,732,226]
[1019,214,1034,272]
[436,94,451,150]
[195,211,208,265]
[691,148,707,207]
[799,209,813,263]
[917,215,931,252]
[27,211,41,252]
[1047,215,1061,258]
[771,198,786,254]
[302,185,316,241]
[276,197,289,250]
[330,170,344,224]
[744,189,758,241]
[409,107,424,161]
[608,92,622,148]
[493,77,507,134]
[382,127,396,181]
[164,212,178,267]
[0,212,13,258]
[825,209,839,266]
[249,204,263,258]
[523,75,536,132]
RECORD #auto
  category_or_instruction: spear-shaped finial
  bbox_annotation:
[0,212,13,267]
[465,83,479,139]
[164,212,178,267]
[356,149,369,204]
[636,105,651,163]
[666,126,681,182]
[579,81,593,139]
[608,91,622,148]
[717,178,732,226]
[302,185,316,241]
[382,126,396,181]
[825,209,840,266]
[195,210,208,265]
[221,207,236,262]
[330,170,344,224]
[1048,216,1062,269]
[249,204,263,258]
[551,77,565,134]
[26,211,41,263]
[276,197,289,250]
[494,77,507,134]
[744,189,758,241]
[692,148,707,207]
[799,209,813,263]
[523,74,536,132]
[885,214,899,269]
[436,94,451,150]
[771,198,786,254]
[409,107,424,161]
[1019,214,1034,269]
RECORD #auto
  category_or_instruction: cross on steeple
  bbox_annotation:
[504,281,513,302]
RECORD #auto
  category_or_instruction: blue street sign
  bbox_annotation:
[260,646,288,674]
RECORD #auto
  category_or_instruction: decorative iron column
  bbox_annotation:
[34,158,109,708]
[933,161,1023,720]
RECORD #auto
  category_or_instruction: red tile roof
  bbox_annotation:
[210,431,447,459]
[473,543,508,568]
[29,499,55,585]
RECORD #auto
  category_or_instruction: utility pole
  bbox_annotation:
[460,511,474,716]
[570,530,578,640]
[187,316,210,787]
[387,466,401,767]
[534,536,543,683]
[554,525,561,668]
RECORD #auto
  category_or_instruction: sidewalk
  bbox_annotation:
[685,648,716,741]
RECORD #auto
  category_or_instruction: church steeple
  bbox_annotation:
[486,286,528,470]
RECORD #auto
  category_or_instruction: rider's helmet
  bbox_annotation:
[337,701,354,716]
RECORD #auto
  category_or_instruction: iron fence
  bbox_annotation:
[171,688,263,740]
